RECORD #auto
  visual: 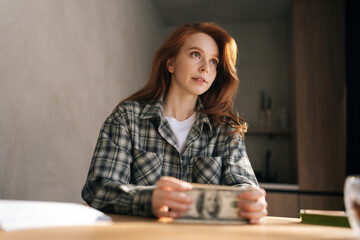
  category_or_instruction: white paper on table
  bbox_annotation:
[0,199,112,232]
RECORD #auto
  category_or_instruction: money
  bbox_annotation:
[175,184,253,224]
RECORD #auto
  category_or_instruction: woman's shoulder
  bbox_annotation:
[106,98,147,124]
[112,98,146,116]
[214,124,245,143]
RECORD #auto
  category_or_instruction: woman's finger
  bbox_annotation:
[152,195,192,218]
[152,190,193,214]
[161,190,194,204]
[153,187,193,204]
[240,208,268,219]
[159,198,192,212]
[238,188,266,201]
[152,177,194,218]
[238,197,267,212]
[156,176,193,191]
[249,217,265,224]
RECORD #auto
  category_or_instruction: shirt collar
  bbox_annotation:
[139,96,213,133]
[195,98,213,133]
[139,97,164,120]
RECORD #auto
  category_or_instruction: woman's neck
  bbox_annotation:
[163,90,197,121]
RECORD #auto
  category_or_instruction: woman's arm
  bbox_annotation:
[220,132,258,187]
[82,112,193,218]
[81,113,154,217]
[220,131,268,223]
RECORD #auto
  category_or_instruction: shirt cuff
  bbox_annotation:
[131,187,155,217]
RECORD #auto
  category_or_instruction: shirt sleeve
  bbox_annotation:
[81,112,155,217]
[220,130,259,187]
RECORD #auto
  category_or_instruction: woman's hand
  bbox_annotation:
[237,187,268,224]
[152,176,194,218]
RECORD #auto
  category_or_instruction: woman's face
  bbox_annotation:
[167,32,219,97]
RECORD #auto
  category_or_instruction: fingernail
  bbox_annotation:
[183,183,193,189]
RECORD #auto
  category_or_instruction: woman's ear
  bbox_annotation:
[167,59,174,73]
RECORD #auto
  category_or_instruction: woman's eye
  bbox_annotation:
[210,59,218,65]
[191,52,200,58]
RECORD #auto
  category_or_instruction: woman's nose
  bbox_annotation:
[199,61,209,73]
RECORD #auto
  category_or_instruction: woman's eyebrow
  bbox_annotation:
[188,47,219,59]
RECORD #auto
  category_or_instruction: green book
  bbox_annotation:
[300,209,350,228]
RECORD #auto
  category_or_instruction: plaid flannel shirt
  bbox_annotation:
[82,97,258,217]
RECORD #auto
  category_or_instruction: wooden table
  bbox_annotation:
[0,215,357,240]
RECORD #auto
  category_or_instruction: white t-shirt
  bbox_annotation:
[165,113,197,154]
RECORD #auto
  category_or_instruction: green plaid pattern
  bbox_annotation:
[82,97,258,217]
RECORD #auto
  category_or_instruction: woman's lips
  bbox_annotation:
[192,77,207,84]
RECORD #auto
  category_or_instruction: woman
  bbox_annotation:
[82,22,267,224]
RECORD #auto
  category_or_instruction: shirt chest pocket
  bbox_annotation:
[191,156,222,184]
[130,148,164,186]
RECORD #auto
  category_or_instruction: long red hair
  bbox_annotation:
[117,22,247,138]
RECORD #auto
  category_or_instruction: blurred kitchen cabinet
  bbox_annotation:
[266,192,299,218]
[266,192,344,218]
[292,0,346,209]
[298,195,345,211]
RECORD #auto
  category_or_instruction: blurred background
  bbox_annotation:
[0,0,358,217]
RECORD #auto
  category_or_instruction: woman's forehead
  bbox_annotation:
[181,32,219,57]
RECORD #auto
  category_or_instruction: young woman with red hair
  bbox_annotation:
[82,23,267,224]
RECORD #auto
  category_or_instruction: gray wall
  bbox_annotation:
[0,0,164,203]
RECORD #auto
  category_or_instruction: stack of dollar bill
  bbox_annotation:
[175,184,251,224]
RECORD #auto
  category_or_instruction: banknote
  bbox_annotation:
[175,184,255,224]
